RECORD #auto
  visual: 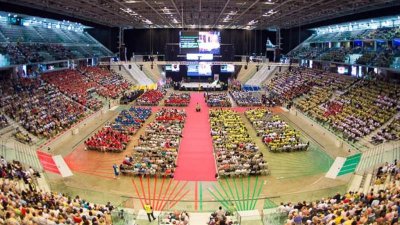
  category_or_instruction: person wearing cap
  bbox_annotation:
[144,203,156,222]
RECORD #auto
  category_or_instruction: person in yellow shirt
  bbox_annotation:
[144,202,156,222]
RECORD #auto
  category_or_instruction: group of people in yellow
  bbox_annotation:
[210,109,269,177]
[245,109,308,153]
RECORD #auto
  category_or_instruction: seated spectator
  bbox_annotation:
[120,108,186,177]
[164,93,191,107]
[210,109,269,177]
[0,114,8,129]
[136,90,166,106]
[205,93,232,107]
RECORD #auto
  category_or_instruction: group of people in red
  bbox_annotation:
[85,127,130,152]
[136,90,166,106]
[80,66,130,99]
[164,93,191,106]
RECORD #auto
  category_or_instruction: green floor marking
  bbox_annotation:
[241,176,245,210]
[232,177,243,211]
[263,198,278,209]
[207,187,229,209]
[218,180,234,209]
[251,179,264,210]
[199,182,203,211]
[225,178,240,211]
[246,176,251,210]
[212,184,231,208]
[249,176,259,210]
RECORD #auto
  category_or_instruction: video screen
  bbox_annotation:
[179,31,199,54]
[165,65,172,71]
[179,31,220,54]
[221,64,235,73]
[186,53,213,60]
[187,63,212,76]
[337,66,348,74]
[198,31,220,54]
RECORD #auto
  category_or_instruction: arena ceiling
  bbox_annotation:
[3,0,400,29]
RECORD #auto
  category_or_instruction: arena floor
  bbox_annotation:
[40,90,353,223]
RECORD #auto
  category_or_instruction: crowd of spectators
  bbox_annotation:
[371,116,400,145]
[80,66,131,99]
[0,114,8,129]
[84,107,151,152]
[283,160,400,225]
[245,109,308,153]
[42,70,103,111]
[164,93,191,107]
[0,78,86,138]
[0,158,114,225]
[159,210,189,225]
[210,109,268,177]
[13,128,33,145]
[120,108,186,177]
[119,90,144,105]
[229,91,262,106]
[208,206,236,225]
[205,93,232,107]
[135,90,166,106]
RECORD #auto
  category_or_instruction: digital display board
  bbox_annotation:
[179,31,220,54]
[221,64,235,73]
[187,62,212,76]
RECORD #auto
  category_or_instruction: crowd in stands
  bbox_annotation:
[0,43,75,65]
[84,107,151,152]
[0,78,86,138]
[13,128,33,145]
[120,108,186,177]
[229,91,262,106]
[283,160,400,225]
[80,66,131,99]
[164,93,191,107]
[160,211,189,225]
[371,116,400,145]
[120,90,143,105]
[205,93,232,107]
[245,109,308,152]
[208,206,236,225]
[42,70,103,111]
[329,80,399,142]
[0,114,8,129]
[210,109,269,177]
[0,157,114,225]
[135,90,166,106]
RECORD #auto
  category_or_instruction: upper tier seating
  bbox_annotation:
[0,21,113,65]
[0,78,86,138]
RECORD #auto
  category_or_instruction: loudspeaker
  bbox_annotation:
[244,65,248,70]
[128,65,132,69]
[119,65,121,71]
[279,66,281,72]
[140,65,143,71]
[256,65,259,72]
[151,64,153,69]
[268,66,271,70]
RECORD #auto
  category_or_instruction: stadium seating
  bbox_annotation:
[41,69,103,111]
[371,116,400,144]
[120,108,186,177]
[0,157,114,225]
[0,78,86,138]
[80,66,130,99]
[0,114,8,129]
[283,160,400,225]
[210,109,269,177]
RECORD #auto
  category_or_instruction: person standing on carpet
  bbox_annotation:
[144,203,156,222]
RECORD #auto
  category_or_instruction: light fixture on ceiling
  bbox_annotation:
[264,0,275,5]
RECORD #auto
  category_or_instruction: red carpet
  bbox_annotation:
[36,151,61,175]
[174,93,216,181]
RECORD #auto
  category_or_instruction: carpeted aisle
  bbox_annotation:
[174,93,216,181]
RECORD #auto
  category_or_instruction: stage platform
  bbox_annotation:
[178,81,223,91]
